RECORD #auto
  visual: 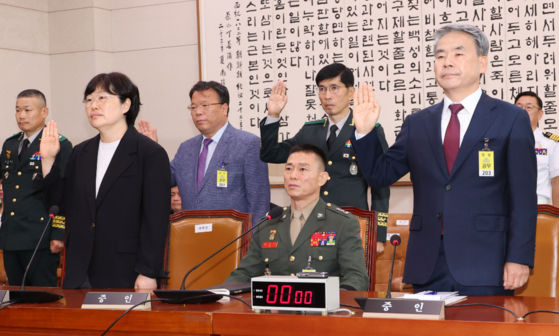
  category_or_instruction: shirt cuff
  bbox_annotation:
[264,116,280,125]
[354,130,366,140]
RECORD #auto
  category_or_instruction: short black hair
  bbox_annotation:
[84,72,142,126]
[315,63,354,88]
[515,91,542,110]
[17,89,46,107]
[189,81,230,115]
[289,144,327,171]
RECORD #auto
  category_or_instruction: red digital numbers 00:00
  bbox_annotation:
[265,285,313,305]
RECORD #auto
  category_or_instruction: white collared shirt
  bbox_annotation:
[534,127,559,203]
[199,122,229,174]
[440,87,483,146]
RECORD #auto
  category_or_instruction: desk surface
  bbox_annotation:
[0,287,558,335]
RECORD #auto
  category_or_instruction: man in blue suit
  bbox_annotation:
[350,24,537,295]
[139,81,270,226]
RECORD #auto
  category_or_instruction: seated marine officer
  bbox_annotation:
[225,144,369,291]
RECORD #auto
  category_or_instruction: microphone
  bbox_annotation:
[386,235,401,299]
[10,206,64,303]
[155,207,284,303]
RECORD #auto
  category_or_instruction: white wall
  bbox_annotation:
[0,0,414,213]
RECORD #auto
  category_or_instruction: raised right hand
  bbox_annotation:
[353,82,381,135]
[40,120,61,161]
[267,80,288,118]
[137,119,159,143]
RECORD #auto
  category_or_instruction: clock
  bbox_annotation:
[251,275,339,313]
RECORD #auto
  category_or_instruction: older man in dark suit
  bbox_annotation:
[351,24,536,295]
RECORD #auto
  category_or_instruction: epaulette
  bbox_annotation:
[376,123,381,128]
[6,132,22,141]
[58,134,68,142]
[304,118,327,126]
[543,132,559,142]
[324,203,351,218]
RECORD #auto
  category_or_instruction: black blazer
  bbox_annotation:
[39,127,171,289]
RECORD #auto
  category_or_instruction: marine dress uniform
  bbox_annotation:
[260,111,390,243]
[534,127,559,204]
[225,198,369,291]
[0,129,72,286]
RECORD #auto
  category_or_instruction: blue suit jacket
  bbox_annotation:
[171,123,270,226]
[352,93,537,286]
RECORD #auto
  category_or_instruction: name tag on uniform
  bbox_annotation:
[217,170,227,187]
[479,151,494,177]
[262,242,278,248]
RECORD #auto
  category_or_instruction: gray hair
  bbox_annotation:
[433,24,489,57]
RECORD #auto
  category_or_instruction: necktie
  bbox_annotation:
[327,124,338,151]
[290,210,304,245]
[443,104,464,174]
[19,139,30,161]
[197,138,213,190]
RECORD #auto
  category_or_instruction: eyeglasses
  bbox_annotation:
[517,104,540,112]
[318,85,345,95]
[187,103,223,112]
[83,95,117,107]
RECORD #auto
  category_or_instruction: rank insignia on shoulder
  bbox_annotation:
[58,134,68,142]
[336,208,349,215]
[543,132,559,142]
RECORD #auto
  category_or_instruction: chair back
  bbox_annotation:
[163,209,252,290]
[340,207,377,291]
[375,213,412,292]
[516,205,559,297]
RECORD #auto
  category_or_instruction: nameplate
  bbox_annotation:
[0,290,9,303]
[195,223,213,233]
[386,233,401,240]
[81,292,151,310]
[362,298,444,320]
[396,220,409,226]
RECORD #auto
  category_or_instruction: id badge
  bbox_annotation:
[217,169,228,187]
[479,151,494,177]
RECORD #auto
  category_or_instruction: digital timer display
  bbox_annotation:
[252,281,326,308]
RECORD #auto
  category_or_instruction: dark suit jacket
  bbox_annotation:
[38,127,171,289]
[352,93,537,286]
[260,111,390,241]
[1,129,72,250]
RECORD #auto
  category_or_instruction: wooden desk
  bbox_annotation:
[0,288,558,335]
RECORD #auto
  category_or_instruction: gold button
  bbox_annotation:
[328,161,332,165]
[35,166,39,170]
[264,258,269,263]
[352,156,356,160]
[324,191,329,196]
[10,212,14,216]
[17,172,21,176]
[290,273,295,276]
[319,256,323,261]
[327,176,331,180]
[283,207,287,210]
[289,256,295,262]
[4,166,7,168]
[40,217,44,221]
[15,185,19,189]
[327,203,331,207]
[12,198,16,203]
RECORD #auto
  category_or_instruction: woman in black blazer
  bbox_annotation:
[39,73,170,289]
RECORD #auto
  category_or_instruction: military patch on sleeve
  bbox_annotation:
[377,212,388,227]
[543,132,559,142]
[52,216,66,229]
